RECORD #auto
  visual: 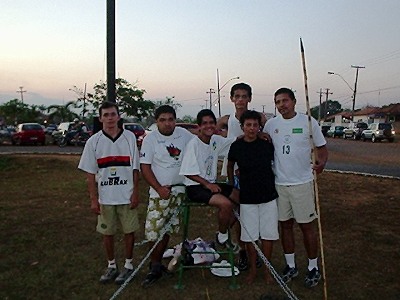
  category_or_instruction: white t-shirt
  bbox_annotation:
[78,129,140,205]
[140,126,194,198]
[221,113,243,176]
[180,135,236,186]
[263,113,326,185]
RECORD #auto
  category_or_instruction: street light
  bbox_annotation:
[328,66,365,121]
[216,69,240,117]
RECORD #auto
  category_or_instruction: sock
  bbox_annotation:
[124,258,134,270]
[218,231,229,244]
[108,259,117,269]
[308,258,318,271]
[284,253,296,268]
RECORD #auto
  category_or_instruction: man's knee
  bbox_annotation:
[280,219,294,230]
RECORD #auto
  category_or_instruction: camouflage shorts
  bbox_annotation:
[144,192,185,241]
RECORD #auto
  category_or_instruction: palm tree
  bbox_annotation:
[47,101,78,124]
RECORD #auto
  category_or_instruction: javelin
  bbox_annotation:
[300,37,328,300]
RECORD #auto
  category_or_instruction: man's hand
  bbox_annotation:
[257,131,271,142]
[205,182,221,193]
[312,160,326,174]
[130,193,139,209]
[156,185,172,199]
[90,199,100,215]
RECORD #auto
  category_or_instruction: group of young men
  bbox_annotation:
[78,83,328,289]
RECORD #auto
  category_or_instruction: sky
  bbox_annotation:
[1,0,400,119]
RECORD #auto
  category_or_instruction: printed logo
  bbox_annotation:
[100,177,128,186]
[166,144,181,160]
[274,128,279,134]
[284,135,292,144]
[292,128,303,134]
[140,152,145,158]
[212,141,217,150]
[110,167,117,176]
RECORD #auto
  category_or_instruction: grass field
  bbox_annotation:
[0,154,399,300]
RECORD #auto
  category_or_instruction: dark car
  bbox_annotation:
[44,124,58,135]
[0,126,14,144]
[176,123,199,135]
[12,123,46,145]
[122,123,146,147]
[327,125,345,138]
[321,125,330,137]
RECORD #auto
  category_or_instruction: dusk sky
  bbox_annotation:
[1,0,400,118]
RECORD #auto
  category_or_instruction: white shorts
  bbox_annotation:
[240,200,279,242]
[275,182,317,223]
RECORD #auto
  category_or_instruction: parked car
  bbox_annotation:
[176,123,199,135]
[122,123,146,147]
[51,122,74,144]
[320,125,330,137]
[326,125,345,138]
[0,126,13,144]
[145,123,158,135]
[44,124,58,135]
[361,123,395,143]
[11,123,45,145]
[343,122,368,140]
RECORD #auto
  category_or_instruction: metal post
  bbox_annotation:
[106,0,116,103]
[351,65,365,121]
[217,69,221,117]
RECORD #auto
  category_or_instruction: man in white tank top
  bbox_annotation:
[216,83,267,271]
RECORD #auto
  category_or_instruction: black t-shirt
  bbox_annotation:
[228,137,278,204]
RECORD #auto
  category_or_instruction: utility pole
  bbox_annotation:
[261,105,266,113]
[317,89,323,123]
[351,65,365,121]
[206,88,215,110]
[16,86,27,103]
[324,88,333,120]
[217,69,221,117]
[106,0,116,103]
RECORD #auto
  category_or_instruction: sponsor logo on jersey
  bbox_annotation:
[100,177,128,186]
[292,128,303,134]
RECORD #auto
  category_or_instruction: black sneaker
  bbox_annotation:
[237,250,248,271]
[141,271,162,288]
[99,267,119,284]
[304,268,321,288]
[281,265,298,283]
[115,267,134,285]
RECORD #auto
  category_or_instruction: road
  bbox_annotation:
[1,138,399,178]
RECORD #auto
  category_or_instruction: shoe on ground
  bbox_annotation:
[115,267,134,285]
[304,267,321,288]
[281,265,298,283]
[99,267,119,284]
[237,250,249,271]
[141,270,162,288]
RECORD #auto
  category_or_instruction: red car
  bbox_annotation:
[122,123,146,148]
[12,123,46,145]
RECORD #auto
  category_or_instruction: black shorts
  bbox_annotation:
[186,183,234,204]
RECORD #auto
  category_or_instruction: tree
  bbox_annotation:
[311,100,342,120]
[0,99,43,125]
[86,78,155,120]
[47,101,79,124]
[153,96,182,111]
[180,115,196,123]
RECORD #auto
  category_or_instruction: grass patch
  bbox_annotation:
[1,155,399,300]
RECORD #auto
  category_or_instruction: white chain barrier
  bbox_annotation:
[109,206,180,300]
[232,209,299,300]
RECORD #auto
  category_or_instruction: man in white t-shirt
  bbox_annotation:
[78,101,140,285]
[263,87,328,288]
[180,109,238,250]
[140,105,194,288]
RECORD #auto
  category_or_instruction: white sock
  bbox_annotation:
[308,258,318,271]
[284,253,296,268]
[124,258,134,270]
[108,259,117,269]
[218,231,229,244]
